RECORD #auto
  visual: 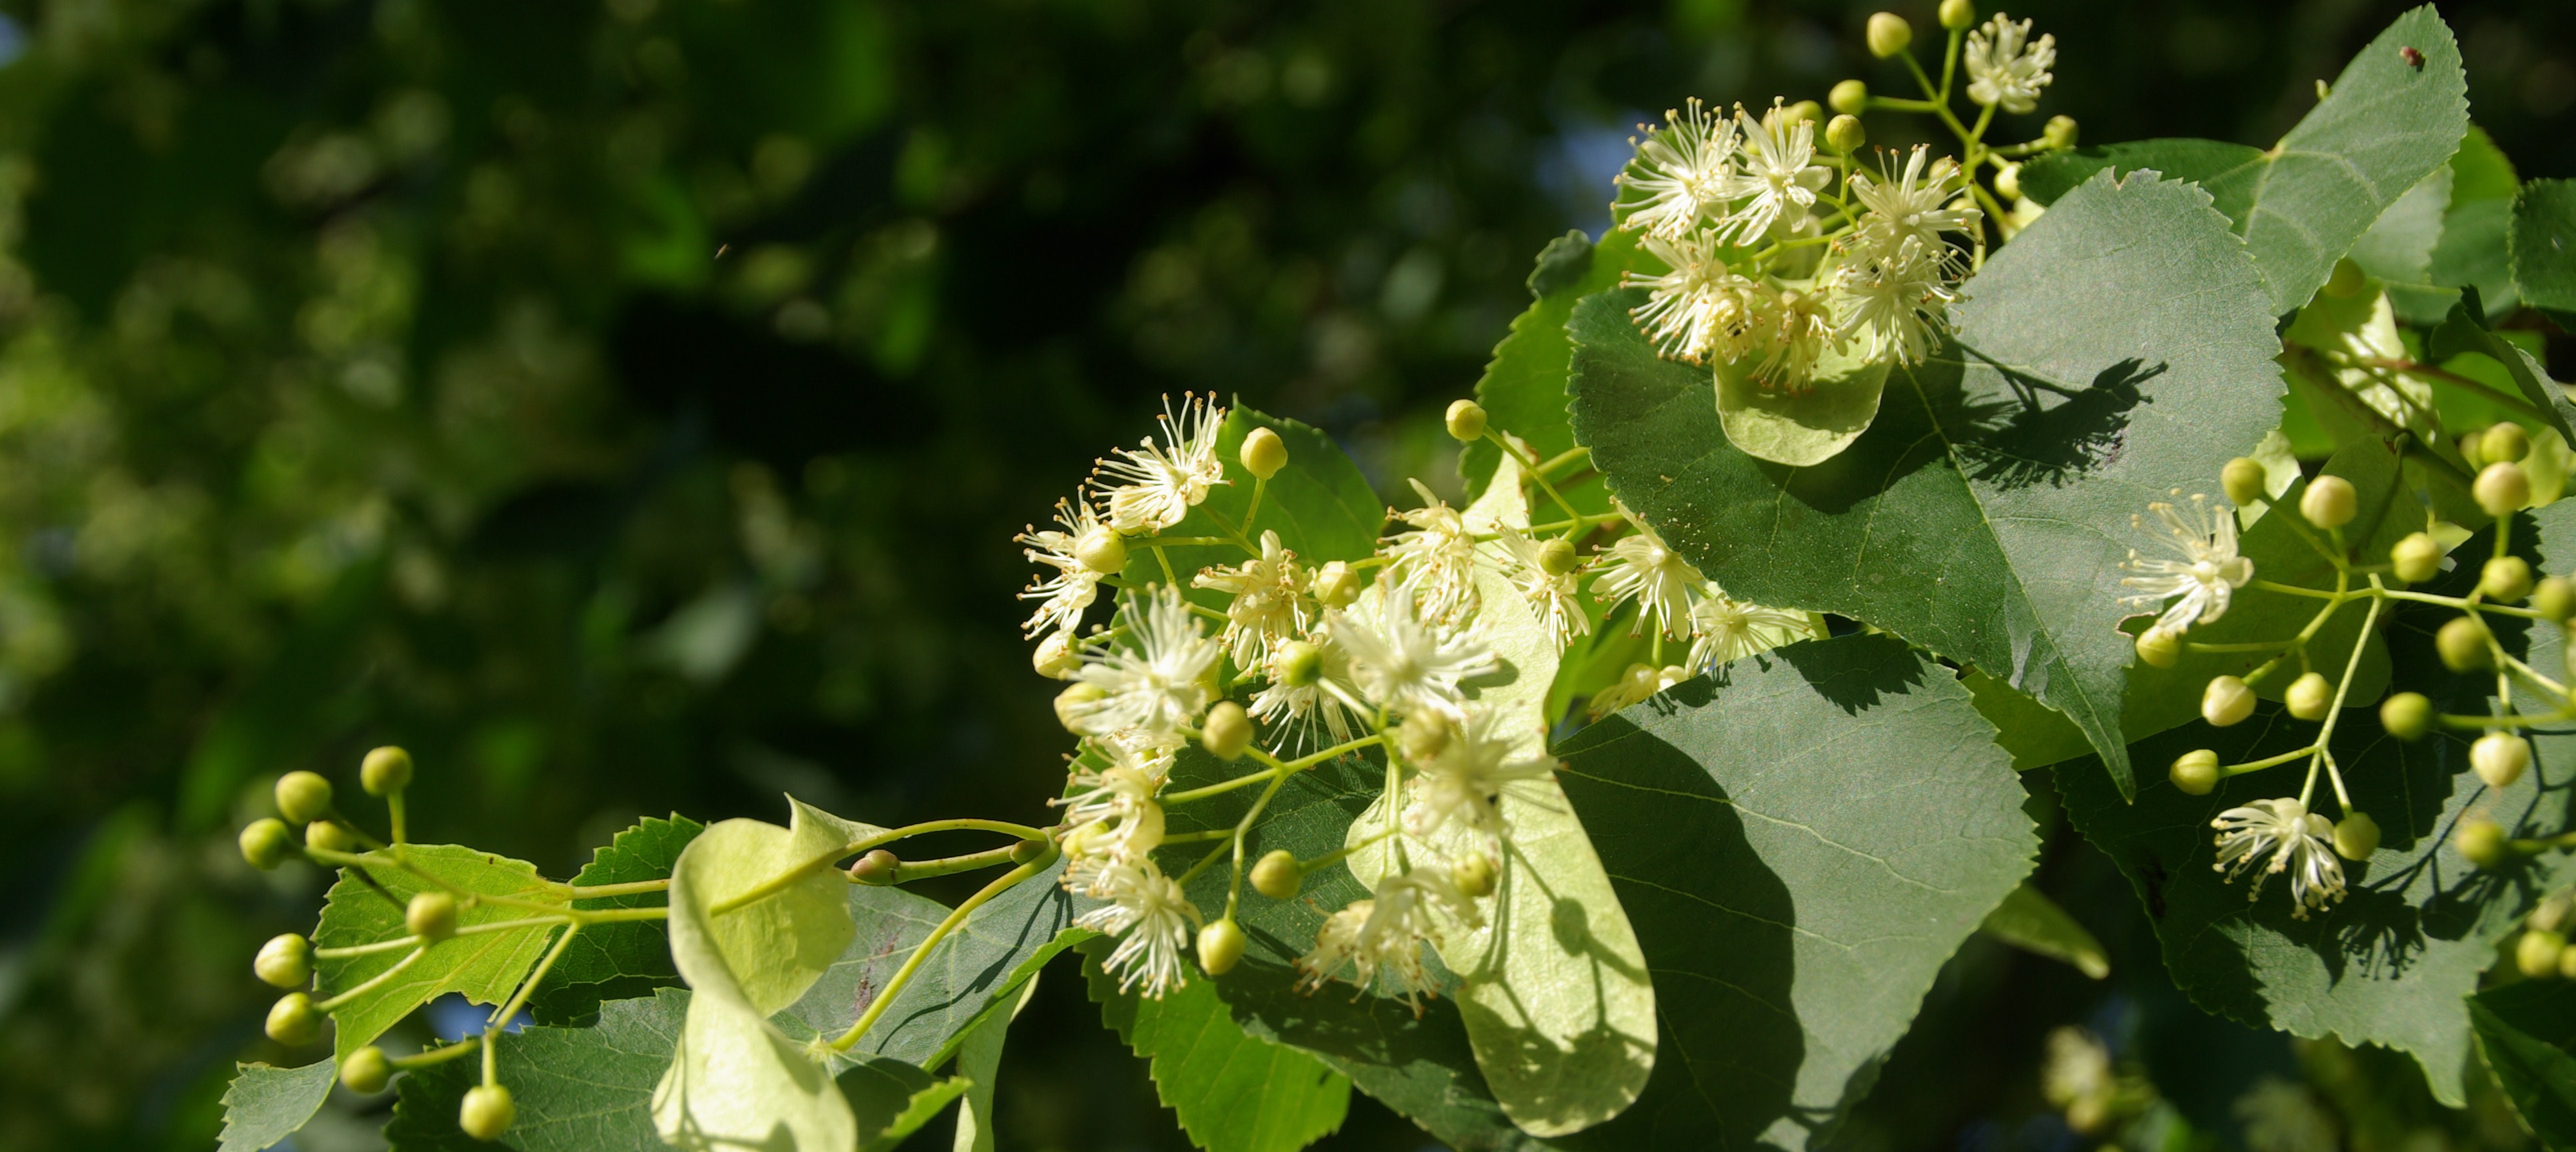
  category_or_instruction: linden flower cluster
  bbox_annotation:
[1016,395,1820,1002]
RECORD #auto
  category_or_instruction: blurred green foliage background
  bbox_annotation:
[0,0,2567,1149]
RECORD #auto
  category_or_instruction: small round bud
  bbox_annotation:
[2299,475,2356,529]
[341,1045,392,1094]
[1536,537,1579,576]
[1938,0,1975,30]
[2284,672,2333,721]
[2534,893,2573,935]
[2461,431,2490,471]
[1445,399,1489,442]
[1397,711,1453,763]
[2535,576,2576,624]
[2517,929,2567,979]
[1821,113,1867,156]
[2379,692,2433,740]
[275,771,335,824]
[2221,457,2269,507]
[2169,749,2220,795]
[360,746,413,797]
[460,1084,516,1142]
[1782,99,1821,125]
[1201,701,1253,761]
[1993,161,2023,202]
[1273,641,1323,688]
[2134,626,2181,669]
[2458,818,2510,867]
[1828,79,1869,115]
[2201,675,2256,728]
[1054,681,1107,733]
[239,818,294,871]
[1311,561,1361,609]
[850,849,900,885]
[1453,852,1498,898]
[2475,461,2531,518]
[1240,427,1287,479]
[2483,423,2531,465]
[2437,615,2491,671]
[306,819,355,854]
[2041,115,2078,148]
[1865,12,1913,57]
[2473,731,2531,789]
[2333,813,2380,861]
[2390,532,2442,584]
[1197,919,1246,977]
[1009,838,1049,865]
[267,993,322,1045]
[1074,525,1128,575]
[2483,555,2534,603]
[1251,850,1301,900]
[1033,629,1081,679]
[2322,257,2368,299]
[255,934,313,989]
[407,891,459,943]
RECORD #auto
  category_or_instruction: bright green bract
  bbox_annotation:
[1714,343,1893,467]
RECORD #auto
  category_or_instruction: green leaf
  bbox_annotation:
[1978,882,2109,979]
[2513,179,2576,323]
[2471,980,2576,1149]
[215,1060,335,1152]
[946,976,1035,1152]
[314,843,574,1062]
[1083,939,1351,1152]
[2352,127,2525,325]
[2018,7,2467,313]
[1551,633,2037,1151]
[1715,343,1892,467]
[841,1058,970,1152]
[532,813,704,1025]
[2429,292,2576,447]
[2055,499,2576,1107]
[388,987,688,1152]
[1569,170,2281,799]
[1459,229,1637,505]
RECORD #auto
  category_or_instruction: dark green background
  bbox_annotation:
[0,0,2567,1149]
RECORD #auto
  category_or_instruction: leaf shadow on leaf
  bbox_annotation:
[1770,641,1931,715]
[1947,354,2165,490]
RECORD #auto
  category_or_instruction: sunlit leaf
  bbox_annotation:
[313,843,573,1062]
[1085,942,1351,1152]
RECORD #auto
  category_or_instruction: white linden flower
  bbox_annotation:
[1193,530,1313,668]
[2120,492,2254,634]
[1847,147,1981,263]
[1327,581,1497,720]
[1965,13,2057,115]
[1625,233,1761,365]
[1590,518,1705,640]
[1384,480,1481,625]
[1295,869,1477,1011]
[1076,859,1199,997]
[1720,101,1833,245]
[1617,98,1741,241]
[2211,797,2347,919]
[1487,529,1589,649]
[1065,585,1221,738]
[1095,394,1229,534]
[1829,234,1961,367]
[1587,662,1690,720]
[1405,708,1557,839]
[1056,741,1171,896]
[1747,287,1838,390]
[1687,590,1819,673]
[1015,497,1109,638]
[1249,632,1367,753]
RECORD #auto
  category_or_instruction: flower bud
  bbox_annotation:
[2389,532,2441,584]
[1033,629,1081,679]
[2533,893,2573,935]
[2041,115,2078,148]
[360,745,413,797]
[1993,161,2022,201]
[240,818,294,871]
[2483,423,2531,465]
[2299,475,2355,529]
[2517,929,2567,979]
[2459,431,2490,471]
[850,849,899,885]
[2169,749,2220,795]
[1783,100,1821,125]
[1865,12,1913,57]
[2473,731,2531,789]
[2475,461,2531,518]
[1445,399,1489,442]
[1397,711,1453,762]
[1074,525,1128,575]
[2483,555,2534,603]
[1009,837,1049,865]
[2333,813,2380,861]
[1829,79,1869,115]
[2221,457,2269,507]
[1938,0,1975,30]
[1239,427,1288,479]
[460,1084,516,1142]
[1537,537,1579,576]
[2201,675,2255,727]
[1201,701,1253,761]
[1453,852,1499,898]
[275,771,335,825]
[306,820,355,854]
[2379,692,2433,740]
[1251,850,1302,899]
[1311,561,1361,608]
[407,891,459,943]
[267,992,322,1045]
[255,933,313,989]
[341,1045,392,1094]
[2322,257,2368,299]
[2458,818,2510,867]
[1197,919,1247,977]
[2134,626,2180,669]
[1273,640,1323,687]
[1054,681,1107,733]
[2437,615,2491,672]
[2284,672,2333,721]
[2539,576,2576,623]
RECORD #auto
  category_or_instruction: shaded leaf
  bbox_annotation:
[2512,179,2576,325]
[1979,883,2110,979]
[313,844,573,1062]
[215,1060,335,1152]
[2471,980,2576,1149]
[388,988,688,1152]
[839,1058,970,1152]
[1084,939,1351,1152]
[1460,229,1637,505]
[532,813,704,1025]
